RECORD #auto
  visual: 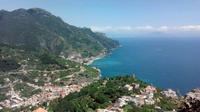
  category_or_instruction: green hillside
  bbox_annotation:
[0,8,119,57]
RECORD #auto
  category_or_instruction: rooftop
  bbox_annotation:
[33,107,47,112]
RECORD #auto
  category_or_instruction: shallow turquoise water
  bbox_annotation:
[91,37,200,94]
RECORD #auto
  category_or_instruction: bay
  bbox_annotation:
[91,37,200,94]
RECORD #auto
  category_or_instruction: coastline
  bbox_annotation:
[86,46,121,65]
[85,46,121,80]
[86,53,105,65]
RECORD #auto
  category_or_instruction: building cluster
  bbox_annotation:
[97,84,158,112]
[124,83,140,91]
[0,87,23,108]
[185,88,200,105]
[161,89,178,99]
[0,82,88,109]
[67,52,84,63]
[186,88,200,100]
[66,51,106,64]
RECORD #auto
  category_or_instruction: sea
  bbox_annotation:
[90,37,200,95]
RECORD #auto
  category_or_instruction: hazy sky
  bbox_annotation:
[0,0,200,37]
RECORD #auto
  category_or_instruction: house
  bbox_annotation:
[144,85,157,93]
[96,109,109,112]
[145,98,155,105]
[161,89,178,99]
[115,97,127,107]
[124,84,133,91]
[132,83,140,89]
[124,83,140,91]
[33,107,47,112]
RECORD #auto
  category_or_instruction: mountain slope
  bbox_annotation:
[0,8,119,57]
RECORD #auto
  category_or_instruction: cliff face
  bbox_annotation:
[0,8,119,57]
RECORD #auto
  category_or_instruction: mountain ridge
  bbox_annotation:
[0,8,119,57]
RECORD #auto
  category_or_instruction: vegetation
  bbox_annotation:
[0,8,119,110]
[81,66,99,78]
[157,96,180,110]
[0,93,7,101]
[48,76,181,112]
[0,59,20,72]
[0,44,100,110]
[0,8,119,57]
[123,104,156,112]
[14,82,41,98]
[122,89,182,112]
[48,76,143,112]
[0,7,185,112]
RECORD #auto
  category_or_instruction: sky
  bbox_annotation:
[0,0,200,37]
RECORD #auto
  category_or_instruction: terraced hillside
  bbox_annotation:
[0,44,100,111]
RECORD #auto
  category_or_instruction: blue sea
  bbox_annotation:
[91,37,200,94]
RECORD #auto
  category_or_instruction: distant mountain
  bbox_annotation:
[0,8,119,57]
